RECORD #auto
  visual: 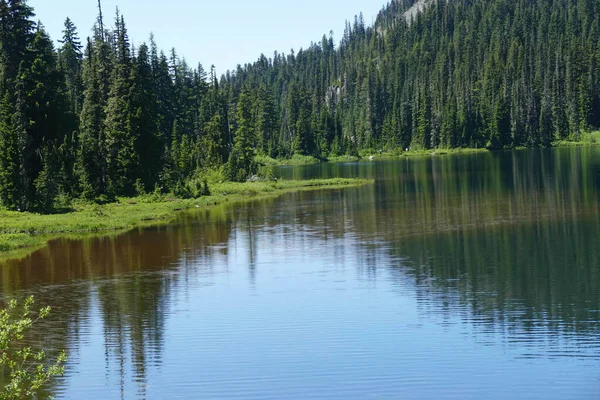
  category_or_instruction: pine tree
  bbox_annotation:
[22,26,70,208]
[2,0,35,84]
[58,17,83,116]
[34,143,60,210]
[227,87,256,182]
[151,37,174,148]
[254,84,278,155]
[0,92,21,209]
[78,38,107,199]
[129,42,159,191]
[105,11,135,195]
[0,0,36,209]
[199,66,228,166]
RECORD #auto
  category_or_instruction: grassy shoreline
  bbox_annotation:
[551,132,600,147]
[256,148,489,166]
[0,178,371,259]
[385,147,489,158]
[3,138,597,260]
[258,137,600,166]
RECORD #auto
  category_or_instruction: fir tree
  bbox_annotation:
[227,87,256,182]
[105,11,134,195]
[78,38,107,199]
[129,42,159,191]
[58,17,83,116]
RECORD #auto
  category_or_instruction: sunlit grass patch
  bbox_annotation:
[0,178,371,258]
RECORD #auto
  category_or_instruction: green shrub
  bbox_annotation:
[581,131,600,144]
[134,179,146,196]
[0,297,66,399]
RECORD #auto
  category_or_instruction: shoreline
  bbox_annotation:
[257,140,600,166]
[3,141,598,261]
[256,148,489,167]
[0,178,372,261]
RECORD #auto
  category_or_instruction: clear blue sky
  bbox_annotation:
[28,0,384,74]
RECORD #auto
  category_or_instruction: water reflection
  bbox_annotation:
[1,147,599,399]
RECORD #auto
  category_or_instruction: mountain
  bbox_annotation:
[403,0,434,21]
[220,0,600,155]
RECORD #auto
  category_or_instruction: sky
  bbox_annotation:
[28,0,384,74]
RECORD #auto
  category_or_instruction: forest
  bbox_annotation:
[0,0,598,211]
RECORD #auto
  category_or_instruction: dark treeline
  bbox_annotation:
[0,0,234,211]
[227,0,600,156]
[0,0,599,211]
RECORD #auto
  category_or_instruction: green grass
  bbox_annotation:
[355,147,489,161]
[327,155,362,162]
[256,147,490,166]
[552,131,600,147]
[255,154,322,166]
[0,178,371,258]
[399,147,488,157]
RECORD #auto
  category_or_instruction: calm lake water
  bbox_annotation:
[1,147,600,399]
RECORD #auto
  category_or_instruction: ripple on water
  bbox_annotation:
[2,149,600,399]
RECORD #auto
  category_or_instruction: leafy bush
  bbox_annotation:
[174,176,211,199]
[259,166,276,181]
[0,297,66,399]
[289,154,320,164]
[254,154,280,166]
[580,131,600,144]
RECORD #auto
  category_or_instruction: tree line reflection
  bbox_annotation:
[1,147,599,398]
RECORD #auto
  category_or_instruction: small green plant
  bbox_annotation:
[0,296,67,399]
[151,184,164,202]
[580,131,600,144]
[52,193,73,212]
[259,166,275,181]
[134,179,146,196]
[90,204,106,217]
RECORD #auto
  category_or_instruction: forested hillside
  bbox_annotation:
[0,0,598,211]
[226,0,600,156]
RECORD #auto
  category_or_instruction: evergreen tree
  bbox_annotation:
[105,11,134,195]
[0,92,21,209]
[23,26,69,208]
[78,38,107,199]
[227,87,256,182]
[58,17,83,116]
[129,42,159,191]
[0,0,598,210]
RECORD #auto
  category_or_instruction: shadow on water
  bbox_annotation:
[1,147,599,398]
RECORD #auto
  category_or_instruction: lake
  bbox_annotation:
[1,147,599,399]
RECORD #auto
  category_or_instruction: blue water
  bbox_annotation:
[1,147,599,399]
